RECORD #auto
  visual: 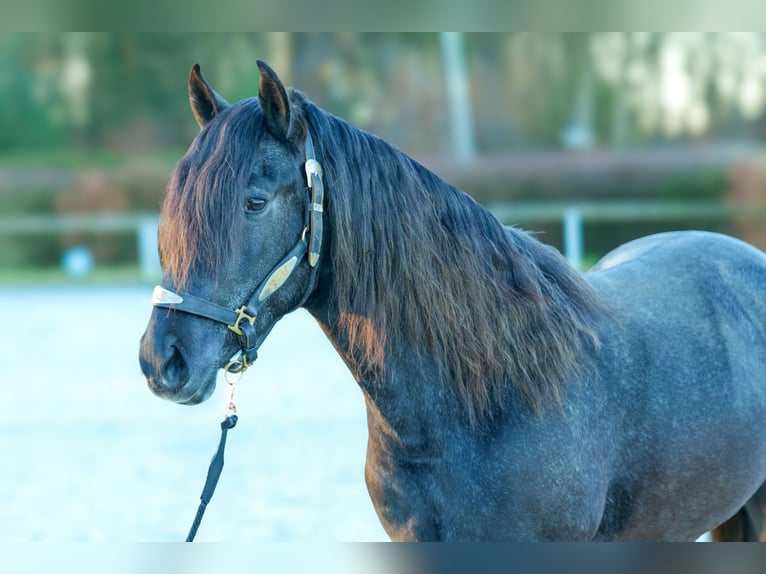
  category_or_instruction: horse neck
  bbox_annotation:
[304,290,459,452]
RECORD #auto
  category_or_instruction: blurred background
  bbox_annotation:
[2,32,766,542]
[3,32,766,278]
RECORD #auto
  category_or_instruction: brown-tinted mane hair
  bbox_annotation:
[297,93,604,426]
[159,98,262,289]
[160,90,604,427]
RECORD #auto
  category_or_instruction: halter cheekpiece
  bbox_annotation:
[152,131,324,374]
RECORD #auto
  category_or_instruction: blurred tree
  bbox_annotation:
[84,33,269,152]
[2,32,766,159]
[0,33,67,153]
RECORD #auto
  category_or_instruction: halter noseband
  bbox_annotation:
[151,131,324,374]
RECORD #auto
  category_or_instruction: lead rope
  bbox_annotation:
[185,373,241,542]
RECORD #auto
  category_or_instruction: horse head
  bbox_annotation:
[139,61,322,404]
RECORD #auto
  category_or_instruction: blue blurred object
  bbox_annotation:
[61,246,95,277]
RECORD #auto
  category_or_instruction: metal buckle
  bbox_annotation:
[224,352,251,374]
[227,305,256,337]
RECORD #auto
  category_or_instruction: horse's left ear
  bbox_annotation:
[257,60,293,141]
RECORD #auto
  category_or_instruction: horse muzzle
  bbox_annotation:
[139,313,218,405]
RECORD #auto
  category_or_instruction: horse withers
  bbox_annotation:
[139,60,766,541]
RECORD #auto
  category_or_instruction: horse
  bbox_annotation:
[139,60,766,541]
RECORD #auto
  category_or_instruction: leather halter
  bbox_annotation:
[152,131,324,374]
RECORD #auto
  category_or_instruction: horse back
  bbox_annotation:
[590,230,766,331]
[585,230,766,539]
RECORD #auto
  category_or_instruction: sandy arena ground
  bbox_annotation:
[0,284,388,542]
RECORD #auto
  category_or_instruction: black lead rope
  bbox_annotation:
[186,379,240,542]
[185,414,238,542]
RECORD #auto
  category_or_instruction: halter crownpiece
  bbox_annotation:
[304,132,324,268]
[152,131,324,374]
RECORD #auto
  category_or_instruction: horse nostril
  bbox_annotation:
[161,344,189,390]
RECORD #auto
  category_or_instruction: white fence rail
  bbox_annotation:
[0,213,160,279]
[1,201,764,278]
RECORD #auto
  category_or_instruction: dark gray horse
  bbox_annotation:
[139,60,766,541]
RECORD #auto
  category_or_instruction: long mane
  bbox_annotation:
[161,89,605,428]
[296,92,605,427]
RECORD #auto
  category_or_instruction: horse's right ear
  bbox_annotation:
[188,63,229,129]
[257,60,293,141]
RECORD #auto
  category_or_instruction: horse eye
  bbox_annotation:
[244,197,266,212]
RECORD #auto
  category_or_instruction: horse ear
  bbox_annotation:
[188,63,229,129]
[257,60,292,140]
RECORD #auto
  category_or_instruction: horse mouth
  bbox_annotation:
[146,371,216,405]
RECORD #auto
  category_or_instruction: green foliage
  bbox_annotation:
[659,168,727,200]
[3,33,766,157]
[0,34,68,152]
